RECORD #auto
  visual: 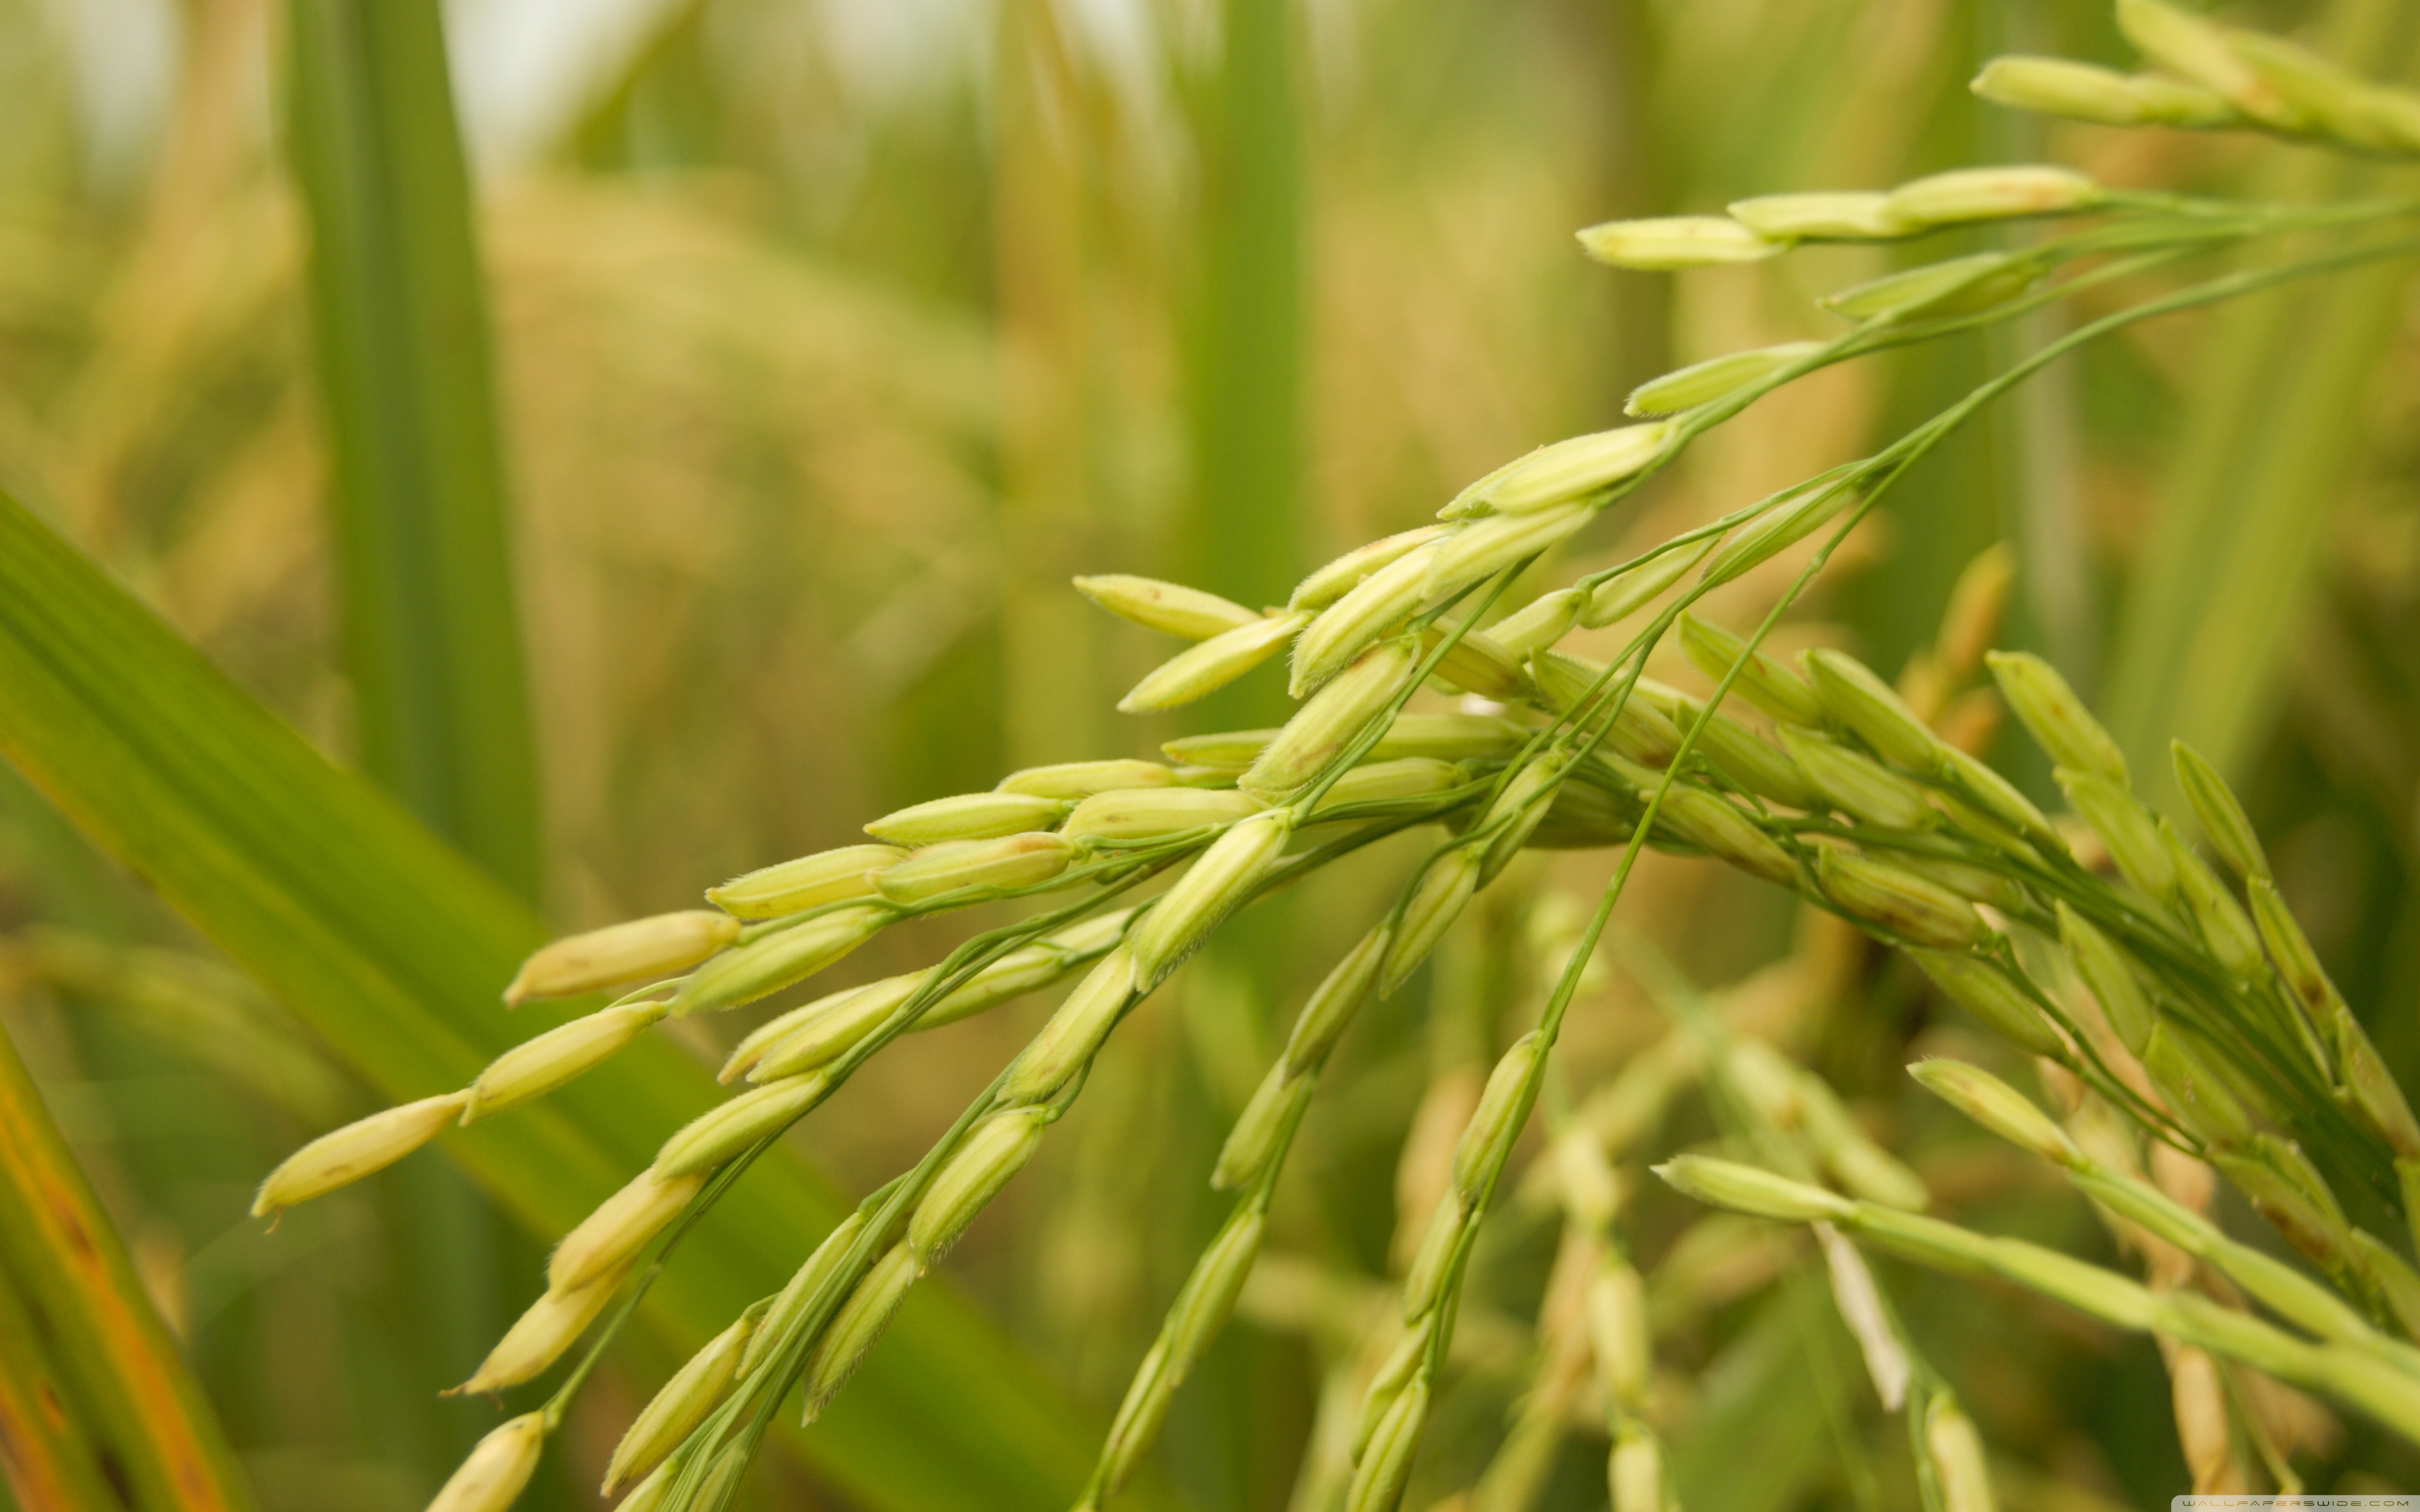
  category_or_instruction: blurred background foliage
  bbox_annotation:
[0,0,2417,1508]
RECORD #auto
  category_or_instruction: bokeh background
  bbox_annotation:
[2,0,2418,1508]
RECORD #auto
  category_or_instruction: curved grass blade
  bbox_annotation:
[0,1028,257,1512]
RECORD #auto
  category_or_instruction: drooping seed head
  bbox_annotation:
[504,912,741,1005]
[2054,769,2173,901]
[1423,501,1595,604]
[1985,651,2126,781]
[1627,343,1826,418]
[1656,787,1797,885]
[1727,191,1911,241]
[1576,215,1778,269]
[1818,849,1989,949]
[1212,1063,1309,1191]
[1487,588,1583,658]
[1380,847,1484,997]
[1291,549,1436,695]
[1369,711,1530,762]
[1288,526,1449,612]
[1922,1396,1998,1512]
[1972,55,2235,127]
[1911,1058,2082,1166]
[252,1091,468,1217]
[1883,165,2100,227]
[1121,611,1310,713]
[463,1004,665,1124]
[741,1210,867,1377]
[2116,0,2295,124]
[1586,1260,1651,1407]
[1824,253,2039,322]
[1129,810,1296,988]
[1281,925,1392,1075]
[1423,625,1528,702]
[549,1169,708,1293]
[863,791,1070,847]
[1582,536,1722,627]
[2140,1024,2253,1150]
[654,1074,829,1177]
[1654,1155,1855,1223]
[1073,574,1261,640]
[1698,479,1857,587]
[2161,823,2266,980]
[799,1243,918,1424]
[998,948,1139,1104]
[707,845,908,920]
[1907,948,2065,1058]
[909,1107,1051,1268]
[1450,1033,1543,1204]
[1802,648,1944,772]
[672,904,890,1017]
[1242,641,1419,801]
[2056,903,2155,1058]
[1310,757,1462,816]
[426,1412,546,1512]
[1061,786,1265,842]
[1345,1376,1431,1512]
[601,1303,761,1495]
[452,1268,630,1394]
[1448,422,1675,516]
[2170,742,2267,881]
[1778,727,1936,830]
[996,759,1175,799]
[872,832,1079,905]
[1677,613,1824,726]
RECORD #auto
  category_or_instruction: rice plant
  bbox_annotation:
[203,5,2420,1509]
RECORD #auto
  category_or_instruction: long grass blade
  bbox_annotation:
[0,1028,257,1512]
[286,0,541,899]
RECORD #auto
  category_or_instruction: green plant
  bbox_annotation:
[129,1,2420,1508]
[231,6,2420,1499]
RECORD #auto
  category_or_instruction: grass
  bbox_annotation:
[6,1,2420,1510]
